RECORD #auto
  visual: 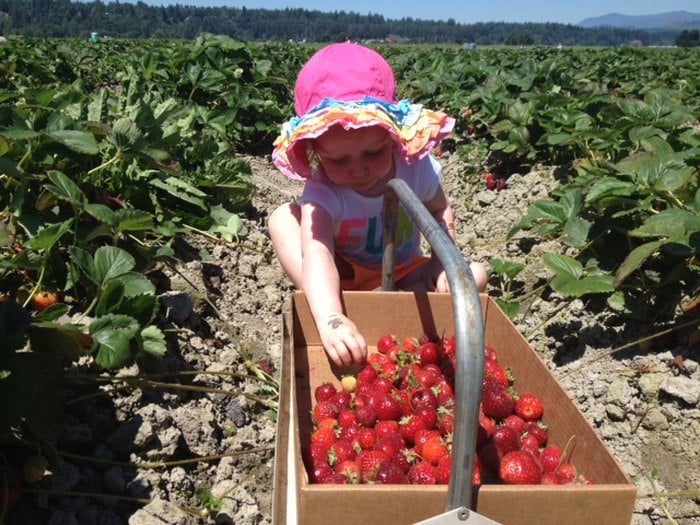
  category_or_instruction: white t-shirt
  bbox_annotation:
[298,153,442,269]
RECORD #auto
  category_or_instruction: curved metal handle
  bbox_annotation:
[382,178,485,512]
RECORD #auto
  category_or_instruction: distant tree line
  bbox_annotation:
[0,0,686,46]
[676,29,700,47]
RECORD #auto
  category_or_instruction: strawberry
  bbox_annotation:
[340,375,357,393]
[401,335,419,353]
[358,450,391,482]
[515,392,544,421]
[520,433,540,457]
[315,417,338,432]
[435,454,451,483]
[312,400,339,424]
[413,428,441,456]
[413,406,437,430]
[337,409,356,429]
[417,342,442,365]
[357,364,378,385]
[436,408,454,435]
[354,405,377,428]
[377,462,409,484]
[373,434,403,457]
[335,460,361,483]
[440,335,456,358]
[540,444,563,473]
[309,462,334,483]
[499,450,543,485]
[490,425,521,455]
[329,439,356,465]
[331,391,353,411]
[314,382,337,402]
[374,393,402,421]
[373,420,399,440]
[408,460,437,484]
[411,387,438,410]
[377,333,397,354]
[478,443,503,476]
[421,436,449,465]
[399,414,428,445]
[484,358,509,387]
[480,379,514,419]
[541,471,561,485]
[523,421,548,446]
[310,427,337,450]
[503,414,526,434]
[356,427,377,450]
[556,462,576,484]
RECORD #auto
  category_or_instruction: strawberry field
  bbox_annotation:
[0,35,699,524]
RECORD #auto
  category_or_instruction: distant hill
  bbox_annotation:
[578,11,700,29]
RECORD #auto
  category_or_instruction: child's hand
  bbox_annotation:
[318,313,367,367]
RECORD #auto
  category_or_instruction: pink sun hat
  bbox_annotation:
[272,42,455,181]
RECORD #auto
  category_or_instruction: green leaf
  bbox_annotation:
[488,258,524,280]
[494,298,519,320]
[149,176,208,211]
[46,129,99,155]
[93,246,135,284]
[114,209,154,233]
[89,314,140,370]
[85,203,117,225]
[630,209,700,243]
[112,272,156,297]
[542,253,582,279]
[118,294,159,326]
[550,273,615,297]
[140,325,167,358]
[614,240,666,286]
[585,177,635,204]
[111,117,143,150]
[562,216,591,249]
[95,280,125,316]
[26,218,74,251]
[46,170,86,207]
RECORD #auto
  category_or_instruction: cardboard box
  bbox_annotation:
[272,291,636,525]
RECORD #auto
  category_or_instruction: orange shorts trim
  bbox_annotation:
[337,254,430,291]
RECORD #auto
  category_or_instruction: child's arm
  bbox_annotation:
[300,202,368,367]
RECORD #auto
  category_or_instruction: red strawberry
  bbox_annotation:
[503,414,526,434]
[540,445,563,473]
[421,436,449,466]
[332,391,353,411]
[435,454,451,484]
[490,425,521,455]
[401,335,419,352]
[541,471,561,485]
[358,450,391,482]
[481,379,514,419]
[354,405,377,428]
[355,427,377,450]
[357,365,378,385]
[478,443,503,476]
[310,427,337,450]
[556,462,576,484]
[408,460,437,484]
[314,382,337,402]
[312,400,339,424]
[436,408,455,435]
[337,409,356,429]
[523,421,548,446]
[309,462,334,483]
[374,393,402,421]
[484,358,509,387]
[329,439,356,465]
[417,342,442,365]
[377,333,397,354]
[374,419,399,439]
[414,428,441,456]
[399,414,428,445]
[520,433,540,457]
[373,434,403,458]
[411,387,438,411]
[335,460,360,483]
[441,335,456,358]
[499,450,543,485]
[377,462,409,484]
[304,442,331,467]
[413,406,438,430]
[515,392,544,421]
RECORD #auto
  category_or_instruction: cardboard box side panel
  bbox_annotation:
[475,485,638,525]
[481,300,632,485]
[271,305,294,525]
[299,486,447,525]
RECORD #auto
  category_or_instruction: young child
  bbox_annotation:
[269,43,487,368]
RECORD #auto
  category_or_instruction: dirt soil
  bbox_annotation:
[7,153,699,525]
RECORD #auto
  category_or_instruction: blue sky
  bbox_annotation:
[127,0,700,25]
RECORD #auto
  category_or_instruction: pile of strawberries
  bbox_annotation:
[304,333,594,486]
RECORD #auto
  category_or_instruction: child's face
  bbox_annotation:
[313,126,395,196]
